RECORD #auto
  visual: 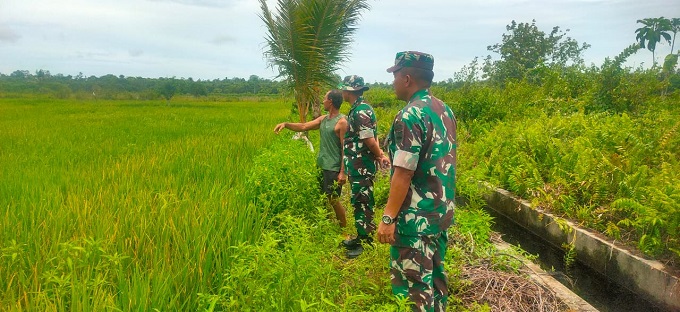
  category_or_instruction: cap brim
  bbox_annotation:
[341,86,369,91]
[386,65,402,73]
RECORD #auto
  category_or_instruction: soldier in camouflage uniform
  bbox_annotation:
[377,52,457,312]
[339,75,391,259]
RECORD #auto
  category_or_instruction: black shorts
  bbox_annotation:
[319,169,342,198]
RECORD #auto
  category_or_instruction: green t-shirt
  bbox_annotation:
[317,114,344,171]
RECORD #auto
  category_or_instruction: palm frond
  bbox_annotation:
[259,0,370,122]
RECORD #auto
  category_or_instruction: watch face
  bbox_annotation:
[382,215,393,224]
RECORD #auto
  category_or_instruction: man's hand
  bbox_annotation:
[377,154,391,169]
[337,171,347,186]
[273,122,287,134]
[377,222,396,244]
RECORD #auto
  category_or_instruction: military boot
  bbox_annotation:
[341,236,362,249]
[346,244,364,259]
[341,235,372,249]
[344,236,373,259]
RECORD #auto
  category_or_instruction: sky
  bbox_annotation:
[1,0,679,83]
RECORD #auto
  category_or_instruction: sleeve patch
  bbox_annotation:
[359,129,374,139]
[393,150,418,171]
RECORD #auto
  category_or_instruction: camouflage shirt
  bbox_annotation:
[344,96,378,177]
[386,89,457,236]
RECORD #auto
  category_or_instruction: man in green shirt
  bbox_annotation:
[378,52,457,311]
[274,89,348,228]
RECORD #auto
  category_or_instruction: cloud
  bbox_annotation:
[129,49,144,57]
[75,51,114,60]
[212,35,237,45]
[145,0,236,8]
[0,25,20,43]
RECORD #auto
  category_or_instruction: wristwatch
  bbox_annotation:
[381,215,395,225]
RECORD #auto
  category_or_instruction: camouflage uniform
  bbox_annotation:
[385,52,457,312]
[341,75,379,238]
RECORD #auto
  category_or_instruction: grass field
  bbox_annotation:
[0,96,289,310]
[0,95,563,311]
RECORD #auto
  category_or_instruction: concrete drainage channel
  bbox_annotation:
[493,239,599,311]
[481,186,680,312]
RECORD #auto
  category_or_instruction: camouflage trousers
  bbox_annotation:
[390,232,448,312]
[349,174,375,237]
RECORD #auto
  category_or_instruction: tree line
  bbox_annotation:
[0,71,285,100]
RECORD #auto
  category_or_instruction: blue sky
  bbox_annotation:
[1,0,678,83]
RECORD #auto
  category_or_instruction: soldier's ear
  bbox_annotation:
[405,73,414,87]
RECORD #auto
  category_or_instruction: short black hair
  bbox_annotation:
[402,67,434,88]
[348,89,364,97]
[328,89,343,109]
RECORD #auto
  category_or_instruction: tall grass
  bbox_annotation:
[0,96,288,310]
[199,134,502,311]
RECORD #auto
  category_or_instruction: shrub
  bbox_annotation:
[243,136,326,222]
[459,110,680,263]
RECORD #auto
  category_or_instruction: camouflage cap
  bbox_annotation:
[386,51,434,73]
[339,75,369,92]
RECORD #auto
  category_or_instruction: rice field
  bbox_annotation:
[0,96,289,310]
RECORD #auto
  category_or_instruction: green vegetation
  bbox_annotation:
[635,17,676,65]
[0,96,289,309]
[0,72,285,100]
[368,17,680,267]
[198,135,507,311]
[436,18,678,265]
[458,108,679,261]
[483,20,590,86]
[0,95,514,311]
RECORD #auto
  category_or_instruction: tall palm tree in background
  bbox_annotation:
[662,18,680,81]
[259,0,370,123]
[635,17,672,66]
[669,18,680,54]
